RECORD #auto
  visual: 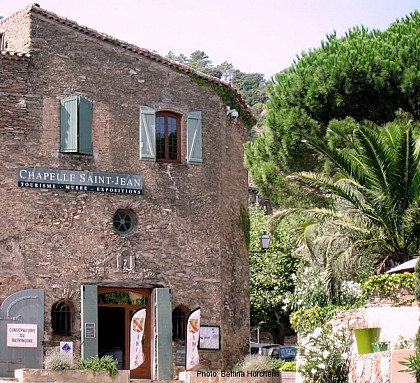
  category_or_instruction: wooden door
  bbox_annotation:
[97,287,151,379]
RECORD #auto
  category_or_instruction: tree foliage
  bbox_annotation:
[249,204,299,342]
[166,50,267,116]
[274,115,420,274]
[245,11,420,207]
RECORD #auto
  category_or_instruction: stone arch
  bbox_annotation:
[51,299,74,336]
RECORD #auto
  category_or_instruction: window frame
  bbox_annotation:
[155,111,181,163]
[51,300,73,336]
[139,106,202,164]
[113,209,136,236]
[60,96,93,155]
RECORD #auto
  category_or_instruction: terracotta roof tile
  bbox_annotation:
[0,50,30,60]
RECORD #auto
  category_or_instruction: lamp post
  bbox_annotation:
[251,231,270,343]
[259,231,270,250]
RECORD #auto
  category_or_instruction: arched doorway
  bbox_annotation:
[97,287,151,379]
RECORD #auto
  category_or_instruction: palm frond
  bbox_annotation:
[352,125,394,192]
[393,120,420,211]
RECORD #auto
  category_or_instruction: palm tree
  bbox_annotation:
[274,115,420,279]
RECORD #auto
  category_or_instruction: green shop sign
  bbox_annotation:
[17,167,143,195]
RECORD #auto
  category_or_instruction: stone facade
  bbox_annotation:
[15,369,295,383]
[15,368,130,383]
[0,4,254,379]
[347,349,415,383]
[180,370,284,383]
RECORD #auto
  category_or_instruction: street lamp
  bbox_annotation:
[259,231,270,250]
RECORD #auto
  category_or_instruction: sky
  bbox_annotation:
[1,0,419,79]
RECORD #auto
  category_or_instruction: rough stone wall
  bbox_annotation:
[0,53,31,295]
[0,54,30,136]
[17,369,291,383]
[347,352,390,383]
[0,7,31,53]
[181,371,283,383]
[0,6,250,371]
[15,368,131,383]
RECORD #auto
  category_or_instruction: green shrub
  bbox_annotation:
[280,361,296,371]
[415,258,420,302]
[298,324,352,383]
[44,351,73,370]
[290,305,341,335]
[234,355,283,372]
[283,266,362,312]
[415,329,420,350]
[400,351,420,382]
[76,355,118,377]
[361,272,415,304]
[102,291,131,304]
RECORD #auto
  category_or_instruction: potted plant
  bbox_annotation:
[353,319,381,355]
[372,341,389,352]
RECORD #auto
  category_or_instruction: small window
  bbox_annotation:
[0,32,4,51]
[60,96,93,154]
[113,209,135,235]
[139,106,202,164]
[51,301,73,336]
[156,112,181,163]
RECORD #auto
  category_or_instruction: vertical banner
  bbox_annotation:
[185,307,201,370]
[130,308,146,370]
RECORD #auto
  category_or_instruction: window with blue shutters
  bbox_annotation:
[60,96,93,155]
[139,106,202,164]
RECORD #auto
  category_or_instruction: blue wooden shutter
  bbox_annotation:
[78,96,93,155]
[60,96,78,152]
[187,111,202,164]
[154,288,172,380]
[140,106,156,160]
[81,285,98,359]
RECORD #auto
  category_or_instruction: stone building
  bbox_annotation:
[0,4,254,379]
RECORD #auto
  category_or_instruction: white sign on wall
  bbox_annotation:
[7,324,38,348]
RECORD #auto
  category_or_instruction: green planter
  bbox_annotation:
[354,328,380,354]
[372,341,389,352]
